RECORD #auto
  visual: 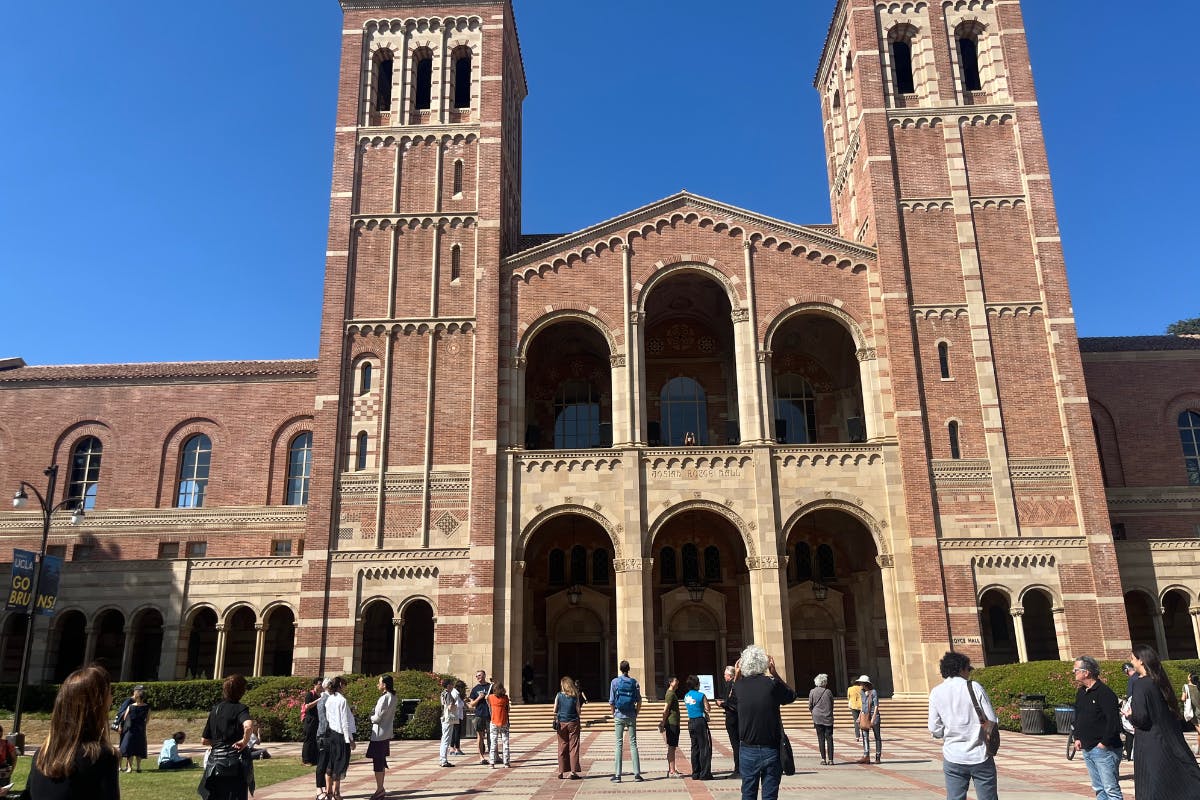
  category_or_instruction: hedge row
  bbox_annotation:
[973,658,1200,732]
[0,670,461,741]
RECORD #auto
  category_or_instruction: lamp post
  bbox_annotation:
[10,464,83,745]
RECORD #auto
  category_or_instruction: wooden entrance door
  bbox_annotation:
[558,642,604,702]
[672,640,718,683]
[791,638,837,692]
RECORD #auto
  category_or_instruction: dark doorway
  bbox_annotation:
[558,642,604,703]
[791,638,837,693]
[672,640,719,684]
[399,600,434,671]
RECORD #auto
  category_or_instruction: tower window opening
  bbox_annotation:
[453,53,472,109]
[375,54,394,112]
[451,245,462,281]
[453,160,464,196]
[948,420,962,460]
[890,38,916,95]
[414,53,433,111]
[360,362,372,395]
[937,342,951,379]
[958,35,983,92]
[355,431,369,471]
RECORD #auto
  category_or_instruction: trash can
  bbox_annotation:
[1054,705,1075,734]
[1019,694,1047,734]
[398,698,420,727]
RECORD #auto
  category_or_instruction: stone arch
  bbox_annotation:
[50,608,88,682]
[261,602,296,677]
[518,504,622,561]
[1163,391,1200,425]
[1089,399,1125,487]
[644,499,756,560]
[1125,588,1159,652]
[91,607,126,678]
[128,606,165,681]
[1017,585,1060,661]
[780,496,887,558]
[635,260,743,315]
[358,597,396,675]
[1161,587,1198,659]
[763,302,869,352]
[978,586,1018,665]
[222,605,258,677]
[182,604,219,679]
[516,309,618,361]
[398,596,435,671]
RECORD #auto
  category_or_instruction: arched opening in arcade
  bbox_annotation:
[223,606,256,676]
[262,605,295,677]
[1125,590,1160,653]
[398,599,435,671]
[185,607,218,679]
[92,609,125,678]
[643,272,739,446]
[128,608,164,681]
[359,599,395,675]
[651,508,748,691]
[1020,588,1060,662]
[523,320,613,450]
[1162,589,1198,659]
[51,610,86,682]
[522,513,616,702]
[0,615,27,682]
[979,589,1019,666]
[785,509,891,693]
[769,313,865,443]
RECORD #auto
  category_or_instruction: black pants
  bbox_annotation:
[725,720,740,773]
[314,734,329,788]
[159,757,193,770]
[688,717,713,779]
[1123,731,1135,761]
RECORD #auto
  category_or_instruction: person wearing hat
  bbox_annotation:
[854,675,881,763]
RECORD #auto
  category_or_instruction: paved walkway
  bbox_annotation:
[254,727,1155,800]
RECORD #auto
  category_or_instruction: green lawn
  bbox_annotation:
[9,756,312,799]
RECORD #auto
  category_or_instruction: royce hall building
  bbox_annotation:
[2,0,1199,699]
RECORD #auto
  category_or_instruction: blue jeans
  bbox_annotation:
[1083,745,1123,800]
[944,757,997,800]
[613,717,640,776]
[739,744,781,800]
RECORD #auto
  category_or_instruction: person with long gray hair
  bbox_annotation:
[725,645,796,800]
[808,674,835,765]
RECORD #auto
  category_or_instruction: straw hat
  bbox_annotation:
[854,674,873,686]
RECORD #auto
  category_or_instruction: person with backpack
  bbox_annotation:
[608,660,644,782]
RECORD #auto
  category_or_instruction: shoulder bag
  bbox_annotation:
[967,681,1000,758]
[777,708,795,776]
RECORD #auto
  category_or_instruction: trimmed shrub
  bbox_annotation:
[241,677,312,742]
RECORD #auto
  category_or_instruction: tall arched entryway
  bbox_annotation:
[128,608,164,681]
[223,607,256,677]
[399,600,434,671]
[651,508,748,689]
[359,600,395,675]
[1021,589,1060,661]
[1125,590,1159,652]
[185,608,218,679]
[92,609,125,677]
[522,513,616,701]
[769,314,866,443]
[979,589,1019,665]
[51,610,87,681]
[0,615,28,682]
[262,606,295,677]
[785,509,891,693]
[523,321,613,449]
[643,272,739,445]
[1162,589,1198,659]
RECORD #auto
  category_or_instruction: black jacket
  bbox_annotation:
[727,675,796,747]
[1074,679,1123,750]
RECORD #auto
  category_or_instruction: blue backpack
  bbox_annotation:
[614,675,637,713]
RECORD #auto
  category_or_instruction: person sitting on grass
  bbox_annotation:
[158,731,194,770]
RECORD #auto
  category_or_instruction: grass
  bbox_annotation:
[9,755,312,800]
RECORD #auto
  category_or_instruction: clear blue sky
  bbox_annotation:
[2,1,1194,365]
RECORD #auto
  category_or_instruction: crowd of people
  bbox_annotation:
[2,644,1199,799]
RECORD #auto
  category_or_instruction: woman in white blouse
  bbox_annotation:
[322,677,356,800]
[368,675,399,800]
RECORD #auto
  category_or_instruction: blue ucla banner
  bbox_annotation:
[36,553,63,615]
[6,549,36,612]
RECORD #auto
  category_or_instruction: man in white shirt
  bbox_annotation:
[928,651,999,800]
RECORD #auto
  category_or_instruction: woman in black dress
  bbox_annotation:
[119,688,149,772]
[301,678,323,766]
[28,664,121,800]
[199,674,255,800]
[1124,644,1200,800]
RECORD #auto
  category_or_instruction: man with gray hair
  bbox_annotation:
[1072,655,1123,800]
[725,645,796,800]
[717,664,741,777]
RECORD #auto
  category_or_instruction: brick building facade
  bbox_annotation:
[1,0,1198,698]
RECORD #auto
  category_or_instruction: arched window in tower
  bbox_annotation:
[773,374,816,444]
[681,543,700,585]
[938,342,951,380]
[286,432,313,506]
[888,27,917,96]
[570,545,587,585]
[816,544,836,580]
[453,160,464,196]
[661,377,708,446]
[548,548,565,585]
[660,547,677,584]
[67,436,103,510]
[374,51,394,112]
[360,362,372,395]
[413,51,433,112]
[948,420,962,460]
[453,51,472,109]
[355,431,368,471]
[703,546,721,583]
[958,34,982,92]
[177,434,212,508]
[795,542,812,581]
[553,380,601,449]
[592,550,609,585]
[1180,410,1200,485]
[1092,418,1110,488]
[450,245,462,282]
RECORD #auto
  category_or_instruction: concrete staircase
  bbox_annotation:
[506,696,931,733]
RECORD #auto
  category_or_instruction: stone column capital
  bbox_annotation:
[254,623,266,632]
[609,353,627,368]
[730,308,750,324]
[1189,606,1200,617]
[215,623,226,633]
[757,350,772,363]
[1009,608,1024,618]
[856,347,877,362]
[613,558,650,573]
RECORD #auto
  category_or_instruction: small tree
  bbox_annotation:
[1167,317,1200,335]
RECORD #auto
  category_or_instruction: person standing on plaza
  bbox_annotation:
[119,687,149,773]
[847,679,863,744]
[301,677,323,766]
[1181,672,1199,755]
[452,680,468,755]
[683,674,714,780]
[608,660,644,782]
[659,676,684,778]
[467,670,493,764]
[324,676,357,800]
[855,675,882,763]
[726,645,796,800]
[200,674,255,800]
[313,677,333,797]
[718,664,741,778]
[808,673,835,765]
[367,674,398,800]
[928,652,998,800]
[1071,655,1124,800]
[1121,662,1138,761]
[438,678,457,768]
[1122,644,1200,799]
[554,676,583,779]
[487,683,512,768]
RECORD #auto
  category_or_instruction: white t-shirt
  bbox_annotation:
[928,677,997,765]
[325,692,356,743]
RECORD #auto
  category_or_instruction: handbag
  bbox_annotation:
[967,680,1000,758]
[858,711,872,731]
[778,731,795,776]
[1184,686,1196,722]
[1120,696,1135,734]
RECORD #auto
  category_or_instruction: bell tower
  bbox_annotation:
[294,0,525,675]
[816,0,1128,677]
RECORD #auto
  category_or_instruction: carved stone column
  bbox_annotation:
[510,356,527,450]
[1152,607,1169,660]
[214,623,227,679]
[1190,606,1200,659]
[119,626,135,682]
[856,347,883,441]
[746,556,788,681]
[731,308,764,444]
[253,623,266,677]
[1051,605,1069,661]
[610,353,631,446]
[159,624,181,681]
[1010,609,1028,663]
[507,562,526,699]
[83,625,98,665]
[392,618,404,673]
[613,558,653,697]
[757,350,775,442]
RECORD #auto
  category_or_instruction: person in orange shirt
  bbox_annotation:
[487,684,512,768]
